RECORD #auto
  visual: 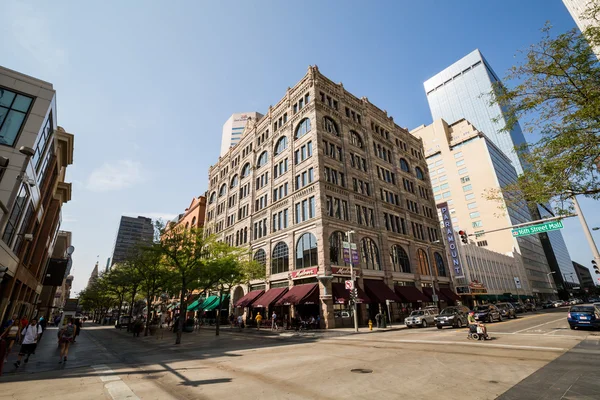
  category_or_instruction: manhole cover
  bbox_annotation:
[351,369,373,374]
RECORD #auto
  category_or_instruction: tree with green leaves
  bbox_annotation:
[103,264,133,323]
[207,242,265,336]
[156,224,216,344]
[491,2,600,212]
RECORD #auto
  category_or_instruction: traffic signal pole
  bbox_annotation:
[346,230,359,333]
[571,195,600,265]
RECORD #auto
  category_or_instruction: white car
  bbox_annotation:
[405,309,437,328]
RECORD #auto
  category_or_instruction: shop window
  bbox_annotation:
[295,232,318,269]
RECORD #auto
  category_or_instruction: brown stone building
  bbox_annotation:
[0,66,74,322]
[166,196,207,231]
[205,67,455,328]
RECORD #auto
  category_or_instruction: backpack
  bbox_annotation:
[62,324,75,338]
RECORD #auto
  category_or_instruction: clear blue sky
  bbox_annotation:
[1,0,598,293]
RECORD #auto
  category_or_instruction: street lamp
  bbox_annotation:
[345,230,359,333]
[546,271,556,299]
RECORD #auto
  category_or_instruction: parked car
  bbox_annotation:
[568,305,600,330]
[511,303,525,313]
[434,306,470,329]
[114,315,132,329]
[405,309,437,328]
[553,301,564,308]
[496,303,517,319]
[542,301,554,309]
[524,303,537,312]
[473,304,502,323]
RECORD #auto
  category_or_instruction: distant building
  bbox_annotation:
[87,262,99,289]
[220,112,263,156]
[412,119,551,299]
[573,261,595,290]
[562,0,600,59]
[424,49,576,291]
[110,216,154,266]
[39,230,73,318]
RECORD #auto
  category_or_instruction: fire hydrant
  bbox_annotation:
[368,320,373,330]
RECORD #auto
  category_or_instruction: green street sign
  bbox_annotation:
[511,220,564,238]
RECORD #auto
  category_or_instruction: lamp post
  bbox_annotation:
[345,230,359,333]
[546,271,556,300]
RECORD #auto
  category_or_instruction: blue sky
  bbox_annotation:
[1,0,598,293]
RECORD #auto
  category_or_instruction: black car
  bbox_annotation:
[434,306,470,329]
[511,303,525,313]
[496,303,517,319]
[473,304,502,323]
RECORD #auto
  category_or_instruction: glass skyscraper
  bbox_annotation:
[424,49,578,289]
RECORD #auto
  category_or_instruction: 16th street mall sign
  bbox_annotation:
[437,202,464,278]
[511,220,564,238]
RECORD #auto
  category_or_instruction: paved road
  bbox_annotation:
[1,308,598,399]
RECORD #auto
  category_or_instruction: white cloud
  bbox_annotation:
[6,2,68,71]
[87,160,145,192]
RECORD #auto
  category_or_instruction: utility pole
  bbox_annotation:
[571,194,600,265]
[345,230,359,333]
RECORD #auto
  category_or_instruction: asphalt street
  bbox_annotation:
[1,308,598,400]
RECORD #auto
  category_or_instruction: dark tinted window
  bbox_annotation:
[570,306,594,313]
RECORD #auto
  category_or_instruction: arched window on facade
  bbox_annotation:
[329,231,349,266]
[257,151,268,168]
[230,174,239,188]
[191,217,197,226]
[241,163,251,178]
[361,237,381,270]
[434,252,447,277]
[185,222,189,229]
[218,183,227,197]
[415,167,425,180]
[296,232,318,269]
[400,158,410,173]
[322,116,339,136]
[295,118,311,139]
[417,249,430,275]
[208,192,216,204]
[271,241,289,275]
[274,136,288,155]
[390,245,411,273]
[349,130,363,148]
[254,249,267,267]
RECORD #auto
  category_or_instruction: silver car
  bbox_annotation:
[405,309,437,328]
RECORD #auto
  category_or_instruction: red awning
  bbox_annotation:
[363,279,402,303]
[440,288,461,302]
[275,284,318,306]
[422,287,449,302]
[252,287,288,308]
[394,285,429,303]
[234,290,265,308]
[331,282,371,304]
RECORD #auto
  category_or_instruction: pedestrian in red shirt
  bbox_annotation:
[20,316,28,329]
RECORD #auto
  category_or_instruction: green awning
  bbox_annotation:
[199,295,219,310]
[203,295,230,311]
[187,297,205,311]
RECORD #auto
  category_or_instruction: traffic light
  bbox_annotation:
[0,266,8,282]
[458,230,468,244]
[592,260,600,275]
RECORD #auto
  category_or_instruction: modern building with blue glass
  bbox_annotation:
[220,112,263,156]
[424,49,578,292]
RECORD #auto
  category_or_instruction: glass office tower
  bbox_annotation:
[424,49,578,289]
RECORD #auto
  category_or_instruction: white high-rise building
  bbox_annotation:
[220,112,263,156]
[563,0,600,58]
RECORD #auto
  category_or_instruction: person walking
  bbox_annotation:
[58,318,77,363]
[255,312,262,330]
[237,315,244,331]
[271,311,278,331]
[1,315,20,363]
[38,316,48,340]
[73,318,82,342]
[229,313,235,328]
[13,319,42,368]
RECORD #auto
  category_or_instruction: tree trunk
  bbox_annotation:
[128,286,138,332]
[176,278,186,345]
[215,291,222,336]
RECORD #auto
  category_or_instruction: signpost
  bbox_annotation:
[344,233,359,333]
[345,280,354,290]
[511,220,564,238]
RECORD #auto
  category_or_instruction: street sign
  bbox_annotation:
[345,280,354,290]
[432,294,439,302]
[350,243,359,263]
[343,241,351,263]
[511,220,564,238]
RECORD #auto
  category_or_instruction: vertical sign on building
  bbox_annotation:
[342,241,351,263]
[437,202,465,278]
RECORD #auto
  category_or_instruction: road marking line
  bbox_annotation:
[512,317,566,334]
[388,339,567,351]
[92,364,140,400]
